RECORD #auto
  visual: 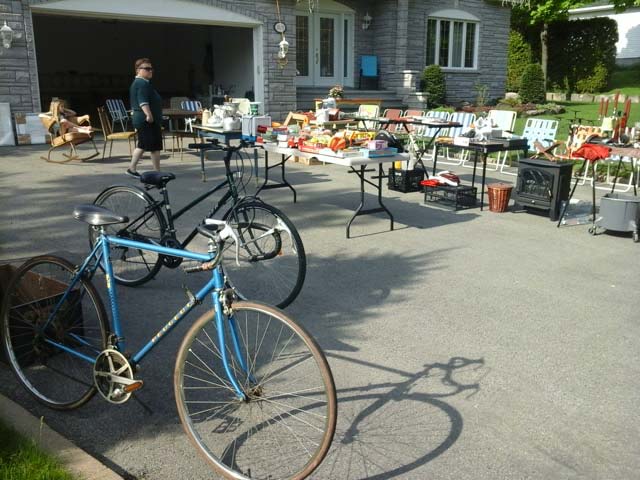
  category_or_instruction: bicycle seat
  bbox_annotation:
[140,171,176,186]
[73,204,129,226]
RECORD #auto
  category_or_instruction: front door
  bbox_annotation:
[296,10,354,87]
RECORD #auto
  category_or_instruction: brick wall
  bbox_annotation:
[0,0,39,113]
[405,0,511,104]
[5,0,510,119]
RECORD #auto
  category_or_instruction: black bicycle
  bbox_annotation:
[90,142,306,309]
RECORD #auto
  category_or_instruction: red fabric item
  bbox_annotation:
[572,144,611,162]
[420,179,439,187]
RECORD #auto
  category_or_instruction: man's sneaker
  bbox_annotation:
[126,169,141,178]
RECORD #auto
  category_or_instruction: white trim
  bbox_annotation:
[425,15,479,70]
[428,9,480,22]
[253,25,264,108]
[30,0,261,27]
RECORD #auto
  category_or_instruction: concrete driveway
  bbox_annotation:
[0,141,638,479]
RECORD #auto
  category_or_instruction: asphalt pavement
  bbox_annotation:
[0,142,638,480]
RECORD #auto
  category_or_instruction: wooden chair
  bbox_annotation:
[38,113,99,163]
[97,106,137,160]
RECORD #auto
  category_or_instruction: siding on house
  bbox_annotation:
[3,0,511,118]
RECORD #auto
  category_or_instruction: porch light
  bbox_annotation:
[278,37,289,59]
[1,21,13,49]
[362,12,372,30]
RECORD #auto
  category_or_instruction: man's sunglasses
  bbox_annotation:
[139,67,153,71]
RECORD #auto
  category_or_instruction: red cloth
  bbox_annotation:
[572,144,611,162]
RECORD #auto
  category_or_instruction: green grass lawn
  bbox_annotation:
[513,101,640,139]
[608,64,640,96]
[0,420,74,480]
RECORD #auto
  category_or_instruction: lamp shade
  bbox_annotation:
[0,21,13,49]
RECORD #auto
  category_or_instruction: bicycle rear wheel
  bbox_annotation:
[174,301,337,480]
[222,201,306,309]
[1,256,109,410]
[91,185,166,286]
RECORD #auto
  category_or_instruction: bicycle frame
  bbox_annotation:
[42,231,249,400]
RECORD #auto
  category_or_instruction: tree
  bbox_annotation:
[509,0,640,84]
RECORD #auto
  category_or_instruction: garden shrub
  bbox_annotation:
[576,62,609,93]
[519,63,546,104]
[506,31,533,92]
[547,17,617,93]
[421,65,446,108]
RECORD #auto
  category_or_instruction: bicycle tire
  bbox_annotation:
[174,301,337,480]
[91,185,166,286]
[222,201,306,309]
[1,255,109,410]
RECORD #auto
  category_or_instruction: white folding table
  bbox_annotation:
[261,143,409,238]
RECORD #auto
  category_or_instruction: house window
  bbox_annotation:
[425,15,478,69]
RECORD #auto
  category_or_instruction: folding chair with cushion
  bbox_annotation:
[357,104,380,131]
[499,118,559,175]
[38,113,99,163]
[105,99,130,132]
[359,55,379,89]
[382,108,403,133]
[97,106,137,160]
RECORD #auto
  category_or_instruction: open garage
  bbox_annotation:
[30,0,263,116]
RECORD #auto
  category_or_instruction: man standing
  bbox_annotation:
[127,58,163,177]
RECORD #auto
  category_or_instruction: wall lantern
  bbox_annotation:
[1,21,14,49]
[278,37,289,59]
[362,12,372,31]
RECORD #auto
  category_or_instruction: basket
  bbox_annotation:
[487,183,513,213]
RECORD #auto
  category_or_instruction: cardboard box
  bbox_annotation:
[0,264,83,365]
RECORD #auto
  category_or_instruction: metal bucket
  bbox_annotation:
[596,193,640,238]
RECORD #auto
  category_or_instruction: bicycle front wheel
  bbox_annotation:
[174,301,337,480]
[222,201,306,309]
[1,256,109,410]
[91,185,166,286]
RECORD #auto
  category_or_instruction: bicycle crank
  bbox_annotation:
[160,235,183,268]
[93,349,143,404]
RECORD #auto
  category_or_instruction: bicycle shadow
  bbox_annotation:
[315,355,488,479]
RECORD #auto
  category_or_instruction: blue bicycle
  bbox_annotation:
[1,204,337,480]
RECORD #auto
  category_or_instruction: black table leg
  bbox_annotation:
[200,149,206,182]
[255,152,297,202]
[480,152,488,211]
[346,164,394,239]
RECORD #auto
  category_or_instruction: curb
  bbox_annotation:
[0,393,123,480]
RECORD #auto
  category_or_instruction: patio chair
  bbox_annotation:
[462,109,517,169]
[499,118,559,175]
[357,104,380,131]
[382,108,403,133]
[105,99,130,132]
[96,106,137,160]
[400,109,425,134]
[359,55,378,89]
[38,113,99,163]
[438,111,476,166]
[180,100,202,112]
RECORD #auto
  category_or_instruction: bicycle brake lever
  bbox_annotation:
[204,219,240,265]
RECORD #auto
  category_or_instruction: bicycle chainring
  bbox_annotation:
[93,349,135,404]
[160,235,183,268]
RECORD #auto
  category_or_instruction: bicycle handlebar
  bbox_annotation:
[183,220,240,274]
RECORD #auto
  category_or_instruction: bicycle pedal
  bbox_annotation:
[123,380,144,393]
